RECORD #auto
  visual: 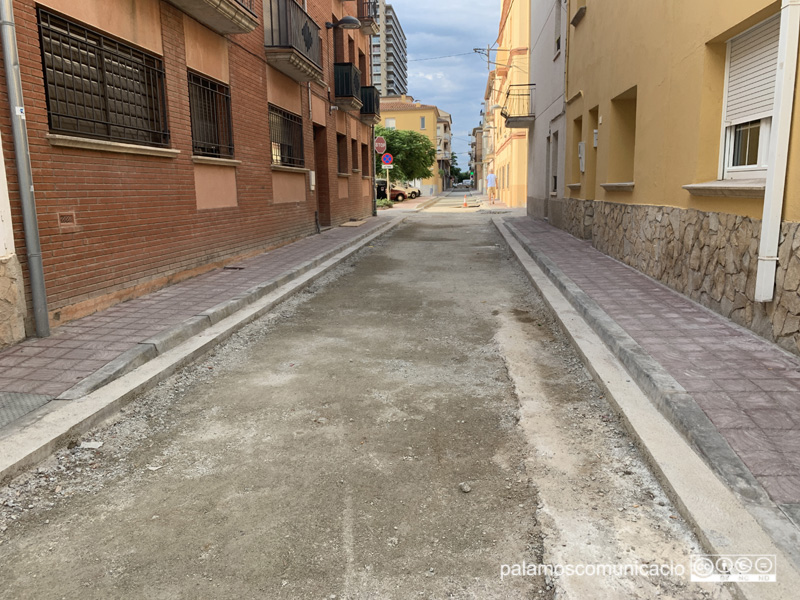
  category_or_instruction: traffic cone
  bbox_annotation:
[463,195,468,208]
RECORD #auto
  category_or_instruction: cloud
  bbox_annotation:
[388,0,501,161]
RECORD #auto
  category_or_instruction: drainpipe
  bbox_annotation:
[755,0,800,302]
[0,0,49,336]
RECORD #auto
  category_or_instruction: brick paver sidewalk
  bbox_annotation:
[507,217,800,507]
[0,219,390,427]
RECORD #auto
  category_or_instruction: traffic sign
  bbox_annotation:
[374,136,387,154]
[381,153,393,165]
[383,165,393,169]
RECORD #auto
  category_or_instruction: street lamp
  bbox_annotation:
[325,16,361,29]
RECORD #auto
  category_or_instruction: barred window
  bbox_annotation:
[37,9,169,147]
[188,71,233,158]
[269,104,304,168]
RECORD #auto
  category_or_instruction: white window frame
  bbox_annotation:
[718,16,779,181]
[722,117,771,179]
[420,116,426,129]
[385,117,396,130]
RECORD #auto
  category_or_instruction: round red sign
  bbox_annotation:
[374,136,387,154]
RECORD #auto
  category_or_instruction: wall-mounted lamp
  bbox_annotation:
[325,16,361,29]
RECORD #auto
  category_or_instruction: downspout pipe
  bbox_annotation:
[755,0,800,302]
[0,0,49,337]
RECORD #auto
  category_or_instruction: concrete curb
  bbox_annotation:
[415,196,442,211]
[494,217,800,597]
[55,220,398,402]
[0,216,405,485]
[501,221,768,505]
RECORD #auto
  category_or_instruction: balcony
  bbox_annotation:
[166,0,258,35]
[501,83,536,128]
[358,1,380,35]
[360,86,380,124]
[334,63,363,112]
[264,0,323,83]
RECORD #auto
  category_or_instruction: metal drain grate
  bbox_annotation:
[0,392,53,429]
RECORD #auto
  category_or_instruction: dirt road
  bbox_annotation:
[0,214,729,599]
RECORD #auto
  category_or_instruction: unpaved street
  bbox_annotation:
[0,213,730,598]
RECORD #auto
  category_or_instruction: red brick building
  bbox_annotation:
[0,0,380,345]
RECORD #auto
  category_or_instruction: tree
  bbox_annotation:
[450,152,467,183]
[374,126,436,182]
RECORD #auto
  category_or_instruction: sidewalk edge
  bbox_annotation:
[0,216,404,485]
[494,216,800,596]
[56,220,397,401]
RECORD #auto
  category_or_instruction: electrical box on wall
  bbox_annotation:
[578,142,586,173]
[593,129,599,148]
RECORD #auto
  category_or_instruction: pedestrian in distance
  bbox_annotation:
[487,170,497,204]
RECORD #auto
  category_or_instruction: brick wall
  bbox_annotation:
[0,0,373,330]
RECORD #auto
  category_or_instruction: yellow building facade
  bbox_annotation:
[562,0,800,355]
[485,0,530,208]
[380,95,445,196]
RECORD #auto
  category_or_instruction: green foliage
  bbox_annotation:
[450,152,468,183]
[375,126,436,182]
[376,197,394,208]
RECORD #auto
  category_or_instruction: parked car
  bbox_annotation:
[376,180,420,202]
[393,183,421,199]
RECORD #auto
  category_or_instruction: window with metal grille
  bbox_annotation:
[269,104,304,168]
[188,71,233,158]
[37,9,169,147]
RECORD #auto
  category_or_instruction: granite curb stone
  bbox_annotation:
[50,220,397,404]
[0,216,405,484]
[497,217,800,573]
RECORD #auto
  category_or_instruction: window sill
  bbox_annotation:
[352,169,362,173]
[271,164,309,174]
[567,182,582,190]
[192,156,241,167]
[600,182,635,192]
[337,172,350,178]
[47,134,180,158]
[682,179,766,198]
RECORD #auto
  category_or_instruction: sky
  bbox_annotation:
[390,0,501,172]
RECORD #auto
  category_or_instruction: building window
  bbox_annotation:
[554,0,562,55]
[721,15,779,179]
[420,116,426,129]
[361,143,370,177]
[188,72,233,158]
[609,87,637,183]
[269,104,304,168]
[351,138,359,171]
[385,117,396,129]
[337,134,348,174]
[551,131,559,194]
[37,9,169,147]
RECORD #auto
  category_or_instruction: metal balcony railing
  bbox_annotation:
[358,0,378,21]
[334,63,362,100]
[501,83,536,125]
[264,0,321,68]
[360,86,380,118]
[233,0,256,14]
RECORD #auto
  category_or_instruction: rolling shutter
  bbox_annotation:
[725,14,780,125]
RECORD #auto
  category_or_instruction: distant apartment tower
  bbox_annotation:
[371,1,408,96]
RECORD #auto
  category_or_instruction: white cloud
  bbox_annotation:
[388,0,501,159]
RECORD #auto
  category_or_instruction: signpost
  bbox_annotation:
[381,153,394,193]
